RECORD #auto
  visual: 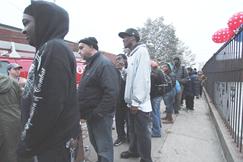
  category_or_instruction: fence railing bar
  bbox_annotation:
[203,27,243,153]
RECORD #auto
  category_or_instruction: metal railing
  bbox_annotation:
[203,26,243,153]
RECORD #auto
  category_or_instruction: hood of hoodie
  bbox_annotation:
[167,63,174,72]
[24,1,69,49]
[0,75,13,94]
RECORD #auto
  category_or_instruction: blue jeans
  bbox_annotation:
[163,88,176,114]
[151,96,162,136]
[128,110,153,162]
[87,114,114,162]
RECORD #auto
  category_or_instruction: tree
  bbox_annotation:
[137,17,195,66]
[177,41,196,67]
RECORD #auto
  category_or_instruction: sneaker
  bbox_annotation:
[162,120,174,124]
[161,115,168,120]
[114,138,126,146]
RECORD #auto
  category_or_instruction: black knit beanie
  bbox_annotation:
[79,37,99,50]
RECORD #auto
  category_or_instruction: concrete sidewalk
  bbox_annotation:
[81,97,226,162]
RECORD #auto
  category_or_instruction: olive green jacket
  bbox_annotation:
[0,75,21,162]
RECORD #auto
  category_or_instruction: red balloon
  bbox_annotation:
[212,28,234,43]
[227,12,243,31]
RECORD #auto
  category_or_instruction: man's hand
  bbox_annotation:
[130,106,138,114]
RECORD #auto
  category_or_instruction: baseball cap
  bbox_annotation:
[118,28,140,41]
[7,63,23,71]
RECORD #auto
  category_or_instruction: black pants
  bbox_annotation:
[128,110,153,162]
[199,85,203,96]
[115,106,129,140]
[185,95,194,110]
[35,144,70,162]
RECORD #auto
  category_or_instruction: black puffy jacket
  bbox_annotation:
[78,52,120,120]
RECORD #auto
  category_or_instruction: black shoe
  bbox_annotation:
[151,134,161,138]
[120,151,139,159]
[113,138,125,146]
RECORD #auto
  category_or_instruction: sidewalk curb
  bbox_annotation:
[203,88,243,162]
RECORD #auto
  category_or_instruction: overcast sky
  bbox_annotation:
[0,0,242,67]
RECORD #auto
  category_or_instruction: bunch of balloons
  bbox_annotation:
[212,11,243,43]
[228,12,243,31]
[212,28,234,43]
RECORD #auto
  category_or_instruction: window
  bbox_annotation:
[0,61,9,76]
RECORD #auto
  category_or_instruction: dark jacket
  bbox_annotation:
[18,1,80,157]
[150,68,164,98]
[78,52,120,120]
[116,69,127,110]
[184,73,199,96]
[173,65,188,85]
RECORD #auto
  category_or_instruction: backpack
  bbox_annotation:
[175,80,181,94]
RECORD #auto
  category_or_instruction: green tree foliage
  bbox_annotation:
[137,17,195,66]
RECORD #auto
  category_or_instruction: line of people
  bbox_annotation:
[0,1,206,162]
[149,57,207,137]
[0,1,151,162]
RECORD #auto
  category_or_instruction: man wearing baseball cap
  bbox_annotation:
[118,28,140,42]
[7,63,23,80]
[119,28,153,162]
[7,63,27,92]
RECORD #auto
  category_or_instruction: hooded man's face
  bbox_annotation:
[22,14,36,47]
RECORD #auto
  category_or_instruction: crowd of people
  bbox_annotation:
[0,1,206,162]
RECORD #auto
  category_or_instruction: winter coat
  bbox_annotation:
[124,43,152,112]
[173,65,188,85]
[150,68,164,98]
[78,52,120,120]
[0,75,21,162]
[183,73,200,97]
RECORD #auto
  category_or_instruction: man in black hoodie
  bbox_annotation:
[18,1,80,162]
